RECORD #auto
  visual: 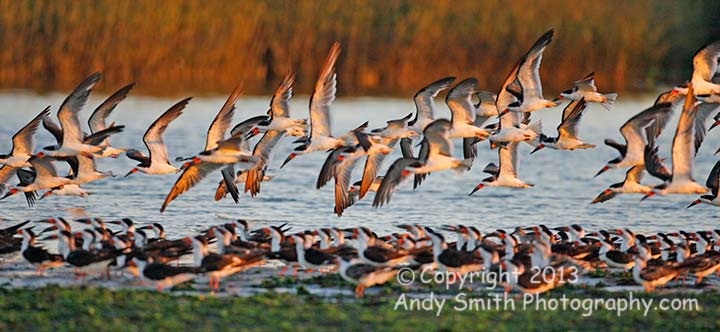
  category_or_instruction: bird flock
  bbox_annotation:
[3,218,720,297]
[1,30,720,217]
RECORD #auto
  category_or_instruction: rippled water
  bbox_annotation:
[0,92,718,237]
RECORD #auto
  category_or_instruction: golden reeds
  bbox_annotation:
[0,0,716,96]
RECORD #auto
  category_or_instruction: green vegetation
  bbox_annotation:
[0,286,718,331]
[0,0,718,96]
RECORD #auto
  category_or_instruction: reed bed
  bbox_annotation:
[0,0,717,96]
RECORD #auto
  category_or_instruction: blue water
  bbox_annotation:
[0,92,718,237]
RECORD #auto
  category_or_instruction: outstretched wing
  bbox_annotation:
[145,98,189,166]
[160,163,222,213]
[412,77,455,128]
[309,42,341,139]
[446,78,479,126]
[58,73,101,145]
[373,158,423,207]
[692,40,720,81]
[270,73,294,118]
[558,99,587,140]
[517,29,553,100]
[12,107,50,156]
[88,83,134,133]
[205,85,242,151]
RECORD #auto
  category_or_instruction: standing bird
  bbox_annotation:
[531,99,595,153]
[282,42,347,168]
[554,72,617,110]
[125,97,190,177]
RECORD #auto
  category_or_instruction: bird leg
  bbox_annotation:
[278,266,288,276]
[355,285,365,298]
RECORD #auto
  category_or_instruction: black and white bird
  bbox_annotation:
[554,72,617,110]
[125,97,190,176]
[687,160,720,208]
[531,99,595,153]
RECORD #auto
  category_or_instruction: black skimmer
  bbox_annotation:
[281,42,348,168]
[591,165,652,203]
[554,72,617,110]
[468,142,533,194]
[6,169,39,207]
[463,91,498,163]
[0,107,50,192]
[687,160,720,208]
[316,123,390,215]
[132,253,203,291]
[125,97,190,177]
[68,154,115,184]
[58,230,119,278]
[374,119,471,206]
[191,236,264,290]
[675,242,720,285]
[41,73,124,158]
[264,226,299,276]
[401,76,455,189]
[446,78,492,149]
[291,234,336,272]
[41,184,89,199]
[476,43,541,192]
[499,29,557,117]
[642,89,715,198]
[690,40,720,99]
[406,119,472,175]
[595,101,674,177]
[356,228,414,267]
[357,113,418,199]
[501,259,560,294]
[1,156,72,201]
[19,228,64,274]
[0,221,31,261]
[425,228,484,274]
[337,256,400,298]
[87,82,135,158]
[632,256,679,291]
[370,159,422,207]
[234,73,305,197]
[160,85,258,212]
[598,239,634,270]
[531,99,595,153]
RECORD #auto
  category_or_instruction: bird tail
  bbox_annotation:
[527,120,542,135]
[602,93,617,111]
[453,159,473,174]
